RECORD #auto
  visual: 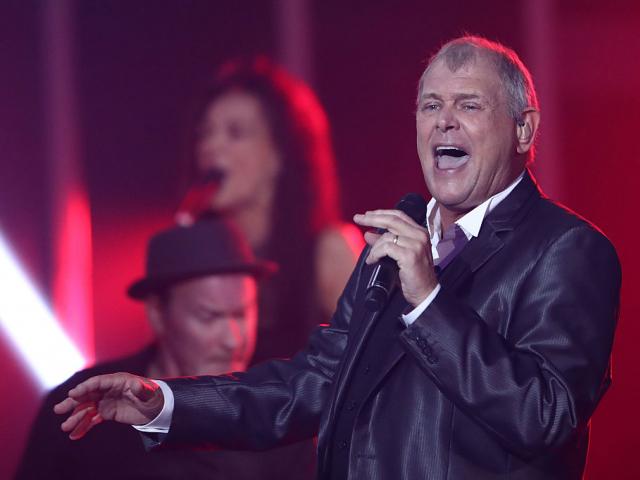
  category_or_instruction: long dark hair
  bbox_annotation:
[185,57,342,358]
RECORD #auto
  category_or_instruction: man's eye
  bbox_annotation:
[461,103,481,111]
[197,312,221,323]
[420,103,440,112]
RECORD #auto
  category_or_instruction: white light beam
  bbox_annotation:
[0,232,85,390]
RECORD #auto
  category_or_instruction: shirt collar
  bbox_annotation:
[426,171,525,241]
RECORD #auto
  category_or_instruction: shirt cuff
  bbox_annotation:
[401,284,441,326]
[132,379,174,434]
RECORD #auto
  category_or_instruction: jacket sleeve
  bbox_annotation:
[399,225,621,458]
[162,249,369,451]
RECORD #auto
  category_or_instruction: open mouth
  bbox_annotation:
[434,145,470,170]
[199,167,226,186]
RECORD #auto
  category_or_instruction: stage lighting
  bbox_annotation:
[0,232,85,389]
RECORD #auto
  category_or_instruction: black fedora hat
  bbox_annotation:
[127,217,277,300]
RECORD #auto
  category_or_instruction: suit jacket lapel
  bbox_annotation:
[327,289,408,427]
[357,293,411,400]
[329,306,379,412]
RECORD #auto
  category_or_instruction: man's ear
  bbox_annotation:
[145,296,166,336]
[515,108,540,154]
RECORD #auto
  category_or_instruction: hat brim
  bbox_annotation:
[126,260,277,300]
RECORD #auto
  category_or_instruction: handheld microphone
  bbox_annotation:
[175,168,225,226]
[364,193,427,312]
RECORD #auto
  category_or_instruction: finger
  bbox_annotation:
[356,208,418,221]
[364,231,399,262]
[130,377,160,402]
[366,238,404,265]
[354,206,429,240]
[354,209,421,231]
[354,211,409,231]
[377,231,401,249]
[366,235,425,265]
[364,220,431,254]
[363,231,381,246]
[67,375,108,400]
[353,210,407,226]
[60,402,96,433]
[68,407,94,439]
[54,396,79,415]
[69,373,133,403]
[69,407,102,440]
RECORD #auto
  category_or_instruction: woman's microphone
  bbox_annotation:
[175,169,225,226]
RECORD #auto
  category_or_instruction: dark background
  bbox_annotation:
[1,1,638,478]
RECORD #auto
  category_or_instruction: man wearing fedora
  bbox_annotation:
[16,217,316,479]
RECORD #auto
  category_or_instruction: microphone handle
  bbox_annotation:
[364,257,398,312]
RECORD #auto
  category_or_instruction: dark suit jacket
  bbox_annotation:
[16,346,316,480]
[162,172,621,479]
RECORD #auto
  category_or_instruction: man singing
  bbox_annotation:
[54,36,620,479]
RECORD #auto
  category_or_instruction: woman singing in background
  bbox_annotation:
[178,57,363,364]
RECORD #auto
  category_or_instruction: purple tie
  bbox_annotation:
[434,225,468,271]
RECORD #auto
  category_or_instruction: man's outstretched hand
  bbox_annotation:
[53,372,164,440]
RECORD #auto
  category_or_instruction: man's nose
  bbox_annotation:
[219,317,244,351]
[436,106,459,132]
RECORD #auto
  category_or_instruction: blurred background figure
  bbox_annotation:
[16,217,316,480]
[177,58,363,364]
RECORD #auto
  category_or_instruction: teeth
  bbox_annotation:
[434,145,470,169]
[435,146,468,158]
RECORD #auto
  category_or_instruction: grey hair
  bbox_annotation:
[418,36,539,120]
